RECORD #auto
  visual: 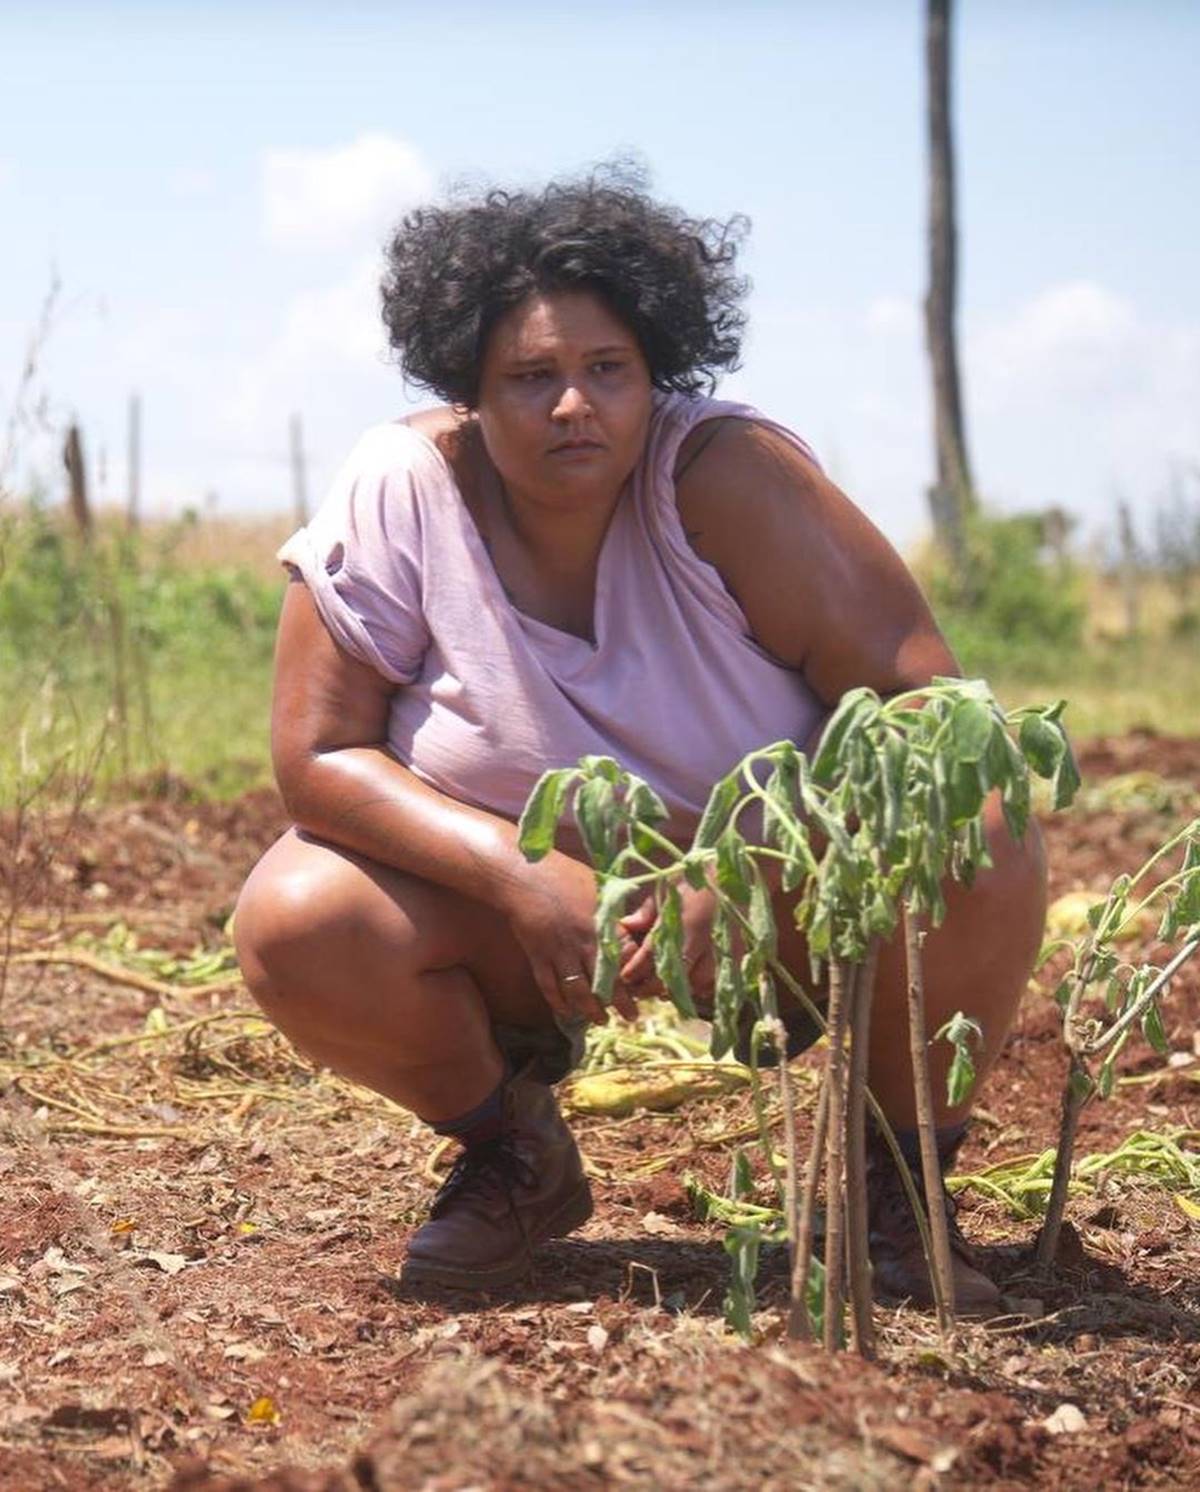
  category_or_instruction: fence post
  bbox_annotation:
[64,423,92,543]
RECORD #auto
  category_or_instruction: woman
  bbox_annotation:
[234,170,1046,1309]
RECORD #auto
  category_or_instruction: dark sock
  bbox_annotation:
[431,1075,508,1148]
[892,1122,968,1173]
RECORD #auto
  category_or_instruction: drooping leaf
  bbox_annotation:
[716,827,754,905]
[1141,1001,1170,1056]
[811,687,880,785]
[1018,712,1063,778]
[694,772,743,850]
[947,698,994,764]
[592,876,637,1003]
[517,769,578,861]
[573,776,619,871]
[652,883,697,1019]
[722,1225,761,1341]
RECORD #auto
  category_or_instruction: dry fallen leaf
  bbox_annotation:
[141,1348,170,1367]
[1043,1403,1087,1435]
[135,1251,189,1276]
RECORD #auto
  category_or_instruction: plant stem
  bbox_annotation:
[822,956,851,1351]
[769,994,802,1341]
[788,1075,829,1342]
[1035,1050,1089,1268]
[1089,936,1200,1053]
[903,905,956,1334]
[845,944,878,1359]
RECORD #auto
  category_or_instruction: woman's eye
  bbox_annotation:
[593,361,623,375]
[514,369,551,383]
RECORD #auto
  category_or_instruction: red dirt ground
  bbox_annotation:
[1,733,1198,1490]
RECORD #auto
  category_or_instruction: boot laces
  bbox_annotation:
[431,1135,538,1217]
[870,1153,971,1259]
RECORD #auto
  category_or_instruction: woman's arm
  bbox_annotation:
[674,419,959,704]
[271,580,633,1021]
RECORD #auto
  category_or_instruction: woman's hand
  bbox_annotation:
[498,853,644,1024]
[618,881,719,1015]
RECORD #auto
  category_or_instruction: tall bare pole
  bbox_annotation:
[127,392,141,532]
[924,0,975,582]
[63,423,92,543]
[289,412,309,527]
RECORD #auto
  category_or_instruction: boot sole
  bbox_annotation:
[399,1179,594,1291]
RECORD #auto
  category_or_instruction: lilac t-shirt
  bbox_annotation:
[278,391,827,841]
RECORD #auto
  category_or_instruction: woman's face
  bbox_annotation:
[474,289,653,509]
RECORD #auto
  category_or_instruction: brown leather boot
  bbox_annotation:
[401,1071,593,1290]
[866,1125,1001,1315]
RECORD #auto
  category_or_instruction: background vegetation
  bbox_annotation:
[2,488,1198,808]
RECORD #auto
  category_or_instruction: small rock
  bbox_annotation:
[586,1323,609,1354]
[1043,1403,1087,1436]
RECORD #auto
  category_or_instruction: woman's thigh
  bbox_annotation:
[234,828,555,1029]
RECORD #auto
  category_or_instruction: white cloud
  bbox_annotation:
[864,294,919,337]
[262,133,434,250]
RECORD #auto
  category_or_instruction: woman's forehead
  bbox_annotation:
[487,290,637,360]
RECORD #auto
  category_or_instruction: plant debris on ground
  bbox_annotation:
[0,739,1198,1489]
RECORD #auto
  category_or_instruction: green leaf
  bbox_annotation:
[945,760,985,826]
[1018,713,1063,778]
[935,1013,983,1107]
[694,773,742,850]
[716,827,753,905]
[1141,1001,1169,1056]
[747,865,777,962]
[711,904,747,1059]
[680,851,710,891]
[626,775,669,827]
[517,769,578,861]
[722,1225,761,1341]
[1051,735,1082,811]
[1097,1059,1116,1099]
[578,754,620,783]
[811,687,880,785]
[573,776,619,871]
[651,884,697,1019]
[948,698,994,763]
[592,876,637,1003]
[730,1147,754,1201]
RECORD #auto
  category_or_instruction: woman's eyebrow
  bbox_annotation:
[505,343,634,367]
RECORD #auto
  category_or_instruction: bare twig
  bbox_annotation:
[903,906,955,1333]
[822,956,851,1350]
[845,944,879,1358]
[789,1071,829,1342]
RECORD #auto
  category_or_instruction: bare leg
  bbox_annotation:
[233,829,557,1123]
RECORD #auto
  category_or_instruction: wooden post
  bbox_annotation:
[127,393,141,532]
[289,413,309,527]
[924,0,975,585]
[63,423,92,543]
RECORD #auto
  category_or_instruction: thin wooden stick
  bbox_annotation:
[10,949,241,1001]
[822,956,851,1351]
[846,944,879,1358]
[1035,1052,1088,1268]
[903,906,955,1333]
[788,1067,829,1341]
[770,1003,801,1326]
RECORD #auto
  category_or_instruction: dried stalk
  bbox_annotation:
[903,906,955,1333]
[822,956,851,1351]
[1035,1052,1088,1268]
[845,944,879,1358]
[788,1076,829,1341]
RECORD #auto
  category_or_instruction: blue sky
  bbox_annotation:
[2,0,1198,550]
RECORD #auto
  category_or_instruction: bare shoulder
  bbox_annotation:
[675,417,955,700]
[402,404,470,449]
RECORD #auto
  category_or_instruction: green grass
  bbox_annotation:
[1,504,1197,806]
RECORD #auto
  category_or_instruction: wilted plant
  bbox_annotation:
[520,678,1076,1353]
[1035,820,1200,1265]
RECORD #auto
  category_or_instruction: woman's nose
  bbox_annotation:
[551,383,591,421]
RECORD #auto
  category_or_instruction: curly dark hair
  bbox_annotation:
[380,165,749,407]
